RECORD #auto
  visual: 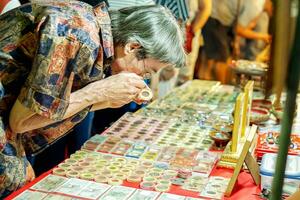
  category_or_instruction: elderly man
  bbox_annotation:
[0,1,185,197]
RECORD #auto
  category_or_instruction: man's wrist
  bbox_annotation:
[71,82,103,107]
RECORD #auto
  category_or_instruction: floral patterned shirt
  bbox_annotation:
[0,1,113,197]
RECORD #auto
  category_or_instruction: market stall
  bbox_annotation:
[0,0,299,199]
[0,81,278,199]
[6,80,300,200]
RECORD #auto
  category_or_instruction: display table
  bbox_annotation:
[5,80,266,200]
[5,167,262,200]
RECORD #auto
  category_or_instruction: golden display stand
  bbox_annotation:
[224,125,259,197]
[217,81,260,197]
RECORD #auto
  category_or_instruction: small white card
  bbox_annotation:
[157,193,186,200]
[99,185,136,200]
[55,178,92,196]
[43,194,75,200]
[199,176,230,199]
[14,190,47,200]
[185,197,206,200]
[76,182,111,199]
[30,174,68,192]
[128,189,160,200]
[200,189,223,199]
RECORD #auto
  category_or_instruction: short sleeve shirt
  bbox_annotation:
[0,1,114,154]
[0,2,113,197]
[211,0,265,27]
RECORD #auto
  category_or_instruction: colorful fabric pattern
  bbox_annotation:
[0,1,114,197]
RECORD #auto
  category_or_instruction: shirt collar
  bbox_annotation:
[93,2,111,26]
[93,2,114,59]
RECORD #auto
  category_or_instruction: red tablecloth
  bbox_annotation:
[5,167,263,200]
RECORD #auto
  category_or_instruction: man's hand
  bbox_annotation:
[262,34,272,43]
[89,73,147,108]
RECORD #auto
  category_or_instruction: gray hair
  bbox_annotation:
[109,5,186,68]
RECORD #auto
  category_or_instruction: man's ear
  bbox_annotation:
[124,42,142,55]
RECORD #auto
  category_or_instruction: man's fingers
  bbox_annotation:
[128,78,147,89]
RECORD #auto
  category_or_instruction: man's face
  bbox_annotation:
[111,44,171,79]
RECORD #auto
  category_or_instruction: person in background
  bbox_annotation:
[201,0,272,84]
[183,0,212,81]
[240,0,273,60]
[0,1,185,197]
[0,0,20,14]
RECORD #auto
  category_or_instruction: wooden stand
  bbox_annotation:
[224,125,259,197]
[218,92,245,167]
[218,81,260,197]
[242,81,254,138]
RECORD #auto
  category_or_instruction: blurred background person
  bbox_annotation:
[183,0,212,82]
[200,0,272,84]
[240,0,273,60]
